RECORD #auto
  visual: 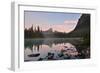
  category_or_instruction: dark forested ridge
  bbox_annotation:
[69,14,90,37]
[74,14,90,32]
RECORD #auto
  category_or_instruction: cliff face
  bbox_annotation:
[69,14,90,37]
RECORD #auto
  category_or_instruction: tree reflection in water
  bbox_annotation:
[24,38,90,61]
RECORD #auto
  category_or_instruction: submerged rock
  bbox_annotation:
[28,53,40,57]
[47,52,54,60]
[38,58,43,61]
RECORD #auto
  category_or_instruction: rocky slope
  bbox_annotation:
[69,14,90,37]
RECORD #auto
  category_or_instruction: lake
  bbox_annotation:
[24,38,90,62]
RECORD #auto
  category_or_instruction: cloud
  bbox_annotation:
[50,20,78,33]
[64,20,78,25]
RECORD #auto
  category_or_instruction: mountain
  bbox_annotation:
[42,28,68,38]
[69,14,90,37]
[47,28,53,32]
[42,28,55,38]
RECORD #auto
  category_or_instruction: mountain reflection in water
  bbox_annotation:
[24,38,88,62]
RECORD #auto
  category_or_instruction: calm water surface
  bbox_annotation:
[24,38,86,62]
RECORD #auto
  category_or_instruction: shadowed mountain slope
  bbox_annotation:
[69,14,90,37]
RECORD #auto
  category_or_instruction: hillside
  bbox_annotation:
[69,14,90,37]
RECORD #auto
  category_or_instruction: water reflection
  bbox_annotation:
[24,38,89,61]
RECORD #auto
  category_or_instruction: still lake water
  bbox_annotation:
[24,38,84,62]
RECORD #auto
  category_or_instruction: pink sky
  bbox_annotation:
[25,20,78,33]
[24,11,81,33]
